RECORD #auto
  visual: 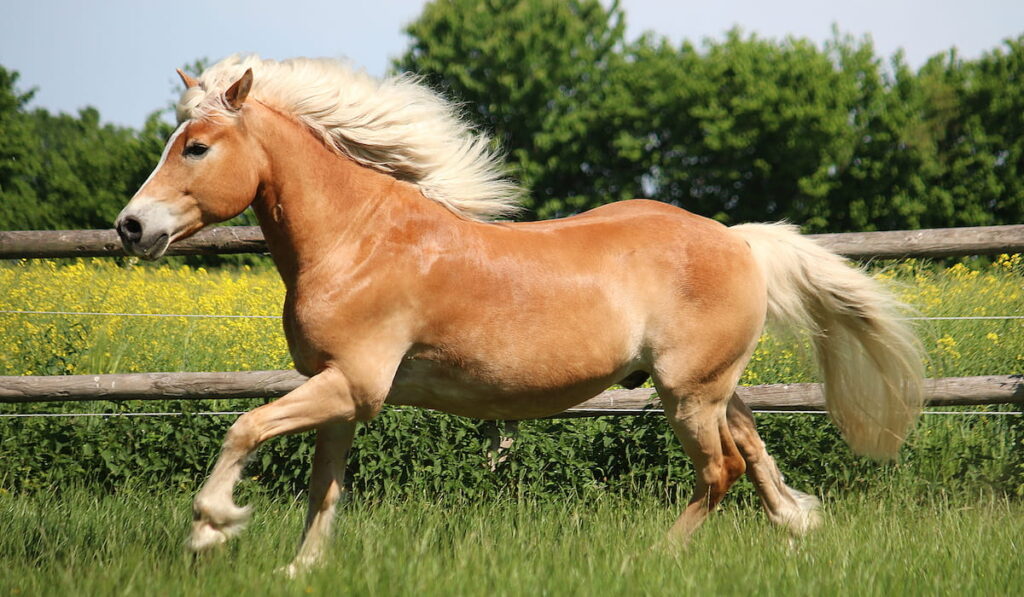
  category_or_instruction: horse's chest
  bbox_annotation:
[280,298,353,375]
[281,312,324,375]
[281,285,411,376]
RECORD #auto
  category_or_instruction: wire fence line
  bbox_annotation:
[2,309,1022,322]
[1,409,1021,419]
[0,310,1019,419]
[0,309,281,319]
[0,411,247,418]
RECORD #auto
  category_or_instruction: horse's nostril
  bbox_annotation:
[118,216,144,243]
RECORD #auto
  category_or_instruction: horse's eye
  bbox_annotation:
[184,143,209,158]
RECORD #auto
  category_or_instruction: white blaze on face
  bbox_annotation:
[141,121,188,191]
[116,122,191,243]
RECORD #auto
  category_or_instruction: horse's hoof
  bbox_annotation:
[276,554,321,578]
[188,520,230,553]
[188,500,252,552]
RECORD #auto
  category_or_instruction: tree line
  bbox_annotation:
[2,0,1022,233]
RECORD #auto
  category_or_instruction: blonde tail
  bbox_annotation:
[731,223,924,459]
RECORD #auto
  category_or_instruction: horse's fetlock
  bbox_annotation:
[188,520,229,553]
[194,495,251,527]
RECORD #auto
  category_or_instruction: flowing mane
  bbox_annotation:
[176,55,523,221]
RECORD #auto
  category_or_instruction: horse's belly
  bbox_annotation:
[385,356,628,419]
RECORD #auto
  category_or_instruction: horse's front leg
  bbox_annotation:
[189,368,360,552]
[282,420,357,577]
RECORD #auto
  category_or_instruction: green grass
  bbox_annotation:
[2,487,1022,596]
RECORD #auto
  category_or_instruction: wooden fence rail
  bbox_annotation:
[1,224,1021,412]
[1,371,1020,416]
[2,224,1024,260]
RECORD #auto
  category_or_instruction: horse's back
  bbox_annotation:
[505,199,717,235]
[505,200,751,271]
[503,200,763,324]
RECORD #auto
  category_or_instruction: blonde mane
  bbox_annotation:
[176,55,523,221]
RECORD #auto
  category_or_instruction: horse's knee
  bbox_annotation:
[311,482,344,514]
[224,414,261,451]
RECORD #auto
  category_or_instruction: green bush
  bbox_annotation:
[3,400,1021,502]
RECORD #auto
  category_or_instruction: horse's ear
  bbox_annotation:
[224,68,253,111]
[176,68,199,89]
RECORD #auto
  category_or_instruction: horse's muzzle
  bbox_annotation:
[115,214,171,260]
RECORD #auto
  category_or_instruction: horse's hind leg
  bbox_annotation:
[282,421,356,576]
[658,373,748,544]
[189,368,359,552]
[726,394,821,535]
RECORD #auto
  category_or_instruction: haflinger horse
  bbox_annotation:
[115,56,923,574]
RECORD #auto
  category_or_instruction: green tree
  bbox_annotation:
[924,37,1024,228]
[27,107,161,229]
[398,1,1024,231]
[0,65,173,231]
[0,66,48,228]
[396,0,630,218]
[814,37,934,231]
[620,30,874,229]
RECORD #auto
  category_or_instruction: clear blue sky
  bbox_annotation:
[2,0,1022,129]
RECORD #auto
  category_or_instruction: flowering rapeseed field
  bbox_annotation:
[741,254,1024,384]
[0,256,1021,380]
[0,260,290,376]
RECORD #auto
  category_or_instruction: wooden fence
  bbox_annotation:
[0,370,1020,414]
[2,224,1024,260]
[1,224,1022,414]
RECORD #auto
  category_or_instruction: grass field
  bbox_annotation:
[2,487,1022,596]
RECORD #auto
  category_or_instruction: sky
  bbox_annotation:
[2,0,1022,129]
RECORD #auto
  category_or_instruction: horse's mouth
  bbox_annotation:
[144,233,171,260]
[121,232,170,261]
[140,233,170,260]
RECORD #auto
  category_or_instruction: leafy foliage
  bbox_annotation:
[0,65,173,231]
[397,2,1024,231]
[398,0,629,217]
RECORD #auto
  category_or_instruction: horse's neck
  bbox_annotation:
[249,113,455,289]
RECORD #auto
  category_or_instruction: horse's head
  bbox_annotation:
[115,69,260,260]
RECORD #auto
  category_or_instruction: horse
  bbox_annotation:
[114,55,923,574]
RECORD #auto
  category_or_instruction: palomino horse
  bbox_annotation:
[115,56,923,574]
